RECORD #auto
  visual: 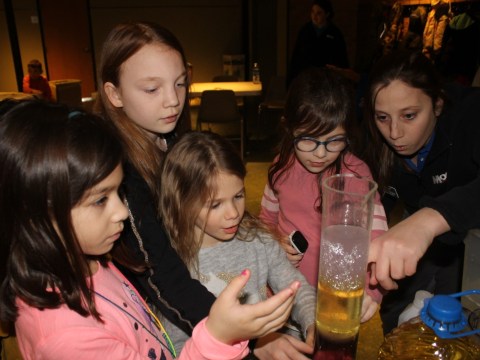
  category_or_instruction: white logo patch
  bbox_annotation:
[432,172,447,184]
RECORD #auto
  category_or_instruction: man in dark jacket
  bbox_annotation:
[288,0,349,86]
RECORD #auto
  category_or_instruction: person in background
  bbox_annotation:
[363,50,480,334]
[288,0,349,86]
[0,100,298,359]
[22,59,53,102]
[160,131,315,358]
[260,67,388,324]
[93,21,302,359]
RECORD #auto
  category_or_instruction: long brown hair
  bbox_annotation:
[94,21,191,204]
[0,100,122,323]
[362,50,446,193]
[268,67,357,207]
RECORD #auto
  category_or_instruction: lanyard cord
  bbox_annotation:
[94,291,177,358]
[145,305,178,358]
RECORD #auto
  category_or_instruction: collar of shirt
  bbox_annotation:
[313,24,327,36]
[404,131,436,173]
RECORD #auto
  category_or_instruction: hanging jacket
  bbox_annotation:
[423,0,451,59]
[401,6,428,50]
[381,1,404,54]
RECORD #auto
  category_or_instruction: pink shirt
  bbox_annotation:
[260,153,388,303]
[15,262,248,360]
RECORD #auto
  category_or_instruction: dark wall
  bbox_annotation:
[1,0,384,93]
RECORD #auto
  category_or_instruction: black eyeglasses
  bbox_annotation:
[293,136,349,152]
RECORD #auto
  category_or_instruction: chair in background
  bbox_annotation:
[212,74,239,82]
[212,74,243,107]
[257,75,287,142]
[197,90,244,158]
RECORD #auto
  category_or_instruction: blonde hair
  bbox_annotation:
[160,131,265,273]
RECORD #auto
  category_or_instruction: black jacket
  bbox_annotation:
[288,21,349,86]
[384,84,480,245]
[116,162,216,335]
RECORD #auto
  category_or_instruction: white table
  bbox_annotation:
[189,81,262,97]
[189,82,262,158]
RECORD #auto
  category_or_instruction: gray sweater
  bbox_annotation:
[162,231,316,354]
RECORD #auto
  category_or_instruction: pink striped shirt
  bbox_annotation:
[260,153,388,303]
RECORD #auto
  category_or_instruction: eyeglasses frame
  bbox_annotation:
[293,135,349,153]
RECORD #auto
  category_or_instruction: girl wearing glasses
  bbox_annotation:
[260,67,388,324]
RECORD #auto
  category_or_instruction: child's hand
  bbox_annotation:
[254,331,314,359]
[278,234,303,267]
[360,294,378,323]
[205,269,300,345]
[305,324,315,347]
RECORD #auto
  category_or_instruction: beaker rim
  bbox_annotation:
[322,173,378,199]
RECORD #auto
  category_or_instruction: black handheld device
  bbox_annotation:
[288,230,309,254]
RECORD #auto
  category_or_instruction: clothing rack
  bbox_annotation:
[399,0,477,4]
[380,0,480,87]
[398,0,480,17]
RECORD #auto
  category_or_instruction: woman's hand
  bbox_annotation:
[368,208,450,290]
[205,269,300,344]
[360,294,377,323]
[254,330,314,360]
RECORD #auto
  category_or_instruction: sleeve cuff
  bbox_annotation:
[190,318,249,359]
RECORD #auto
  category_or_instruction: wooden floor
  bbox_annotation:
[1,335,22,360]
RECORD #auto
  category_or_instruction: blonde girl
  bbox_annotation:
[160,131,316,359]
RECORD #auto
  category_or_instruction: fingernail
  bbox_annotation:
[241,269,248,276]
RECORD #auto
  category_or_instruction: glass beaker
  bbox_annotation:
[314,174,378,360]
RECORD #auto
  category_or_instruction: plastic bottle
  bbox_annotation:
[252,62,260,84]
[378,290,480,360]
[397,290,433,326]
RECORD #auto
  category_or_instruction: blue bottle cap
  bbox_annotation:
[428,295,462,322]
[419,291,480,339]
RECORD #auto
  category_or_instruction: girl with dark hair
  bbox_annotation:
[363,50,480,334]
[159,131,314,357]
[260,67,388,322]
[0,100,298,359]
